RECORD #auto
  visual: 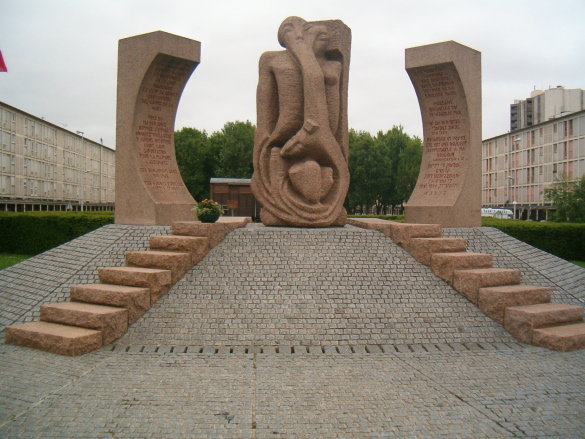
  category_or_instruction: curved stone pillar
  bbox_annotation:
[115,31,200,225]
[404,41,481,227]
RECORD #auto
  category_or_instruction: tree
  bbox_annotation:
[395,136,423,206]
[347,126,422,214]
[208,121,255,178]
[543,175,585,222]
[174,127,213,200]
[174,121,256,200]
[347,129,379,212]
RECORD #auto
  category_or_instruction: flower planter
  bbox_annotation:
[198,213,220,223]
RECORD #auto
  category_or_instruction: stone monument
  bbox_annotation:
[115,31,200,225]
[251,16,351,227]
[404,41,482,227]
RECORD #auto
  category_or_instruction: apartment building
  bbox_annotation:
[0,101,115,211]
[483,109,585,220]
[511,86,584,131]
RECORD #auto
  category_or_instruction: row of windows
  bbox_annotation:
[484,159,585,188]
[0,176,115,201]
[483,185,547,205]
[485,115,585,155]
[484,138,585,174]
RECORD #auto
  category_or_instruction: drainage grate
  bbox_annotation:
[106,342,528,355]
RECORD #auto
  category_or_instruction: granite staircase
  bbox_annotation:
[5,217,250,356]
[349,218,585,352]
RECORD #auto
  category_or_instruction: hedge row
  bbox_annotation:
[2,212,583,261]
[348,214,405,222]
[0,211,114,255]
[481,217,585,261]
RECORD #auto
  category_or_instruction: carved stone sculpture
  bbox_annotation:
[251,17,351,227]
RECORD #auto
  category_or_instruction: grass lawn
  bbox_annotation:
[0,254,32,270]
[571,260,585,269]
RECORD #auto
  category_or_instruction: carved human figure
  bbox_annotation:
[251,16,351,227]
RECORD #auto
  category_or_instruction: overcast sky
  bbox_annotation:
[1,0,584,148]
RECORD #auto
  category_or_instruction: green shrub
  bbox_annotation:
[0,211,114,255]
[481,217,585,261]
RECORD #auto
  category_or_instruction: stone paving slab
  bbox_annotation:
[0,343,583,438]
[117,224,516,346]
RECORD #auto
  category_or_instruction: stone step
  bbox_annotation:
[452,268,522,304]
[125,250,192,284]
[5,321,102,356]
[408,237,467,266]
[172,217,250,248]
[348,219,442,249]
[386,223,443,249]
[477,285,552,323]
[40,302,128,345]
[431,252,493,283]
[98,267,172,304]
[149,235,210,265]
[505,302,584,344]
[532,322,585,352]
[70,284,150,324]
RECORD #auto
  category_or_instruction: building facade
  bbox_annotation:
[511,86,584,131]
[483,109,585,220]
[0,101,115,211]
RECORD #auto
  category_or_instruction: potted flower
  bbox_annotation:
[193,199,224,223]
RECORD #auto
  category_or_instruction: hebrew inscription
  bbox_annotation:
[404,41,482,227]
[408,63,469,202]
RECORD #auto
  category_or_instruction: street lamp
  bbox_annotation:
[507,175,514,203]
[76,131,85,211]
[512,201,518,220]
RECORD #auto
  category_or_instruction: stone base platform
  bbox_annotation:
[1,223,585,437]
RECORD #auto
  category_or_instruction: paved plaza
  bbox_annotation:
[1,223,584,438]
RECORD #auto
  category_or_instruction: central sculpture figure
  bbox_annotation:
[251,16,351,227]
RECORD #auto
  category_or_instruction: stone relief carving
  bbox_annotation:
[251,16,351,227]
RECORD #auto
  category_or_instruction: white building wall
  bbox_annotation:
[0,101,115,209]
[484,110,585,220]
[511,87,584,131]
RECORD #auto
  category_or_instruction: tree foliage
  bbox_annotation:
[543,175,585,223]
[174,127,213,201]
[208,121,255,178]
[174,121,255,200]
[175,121,422,210]
[347,126,422,214]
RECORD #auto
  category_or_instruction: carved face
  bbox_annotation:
[304,23,330,56]
[277,17,330,56]
[278,16,306,48]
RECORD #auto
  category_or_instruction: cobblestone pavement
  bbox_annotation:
[1,224,584,437]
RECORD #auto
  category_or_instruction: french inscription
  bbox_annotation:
[135,56,194,192]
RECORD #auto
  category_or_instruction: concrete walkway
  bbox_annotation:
[1,224,584,438]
